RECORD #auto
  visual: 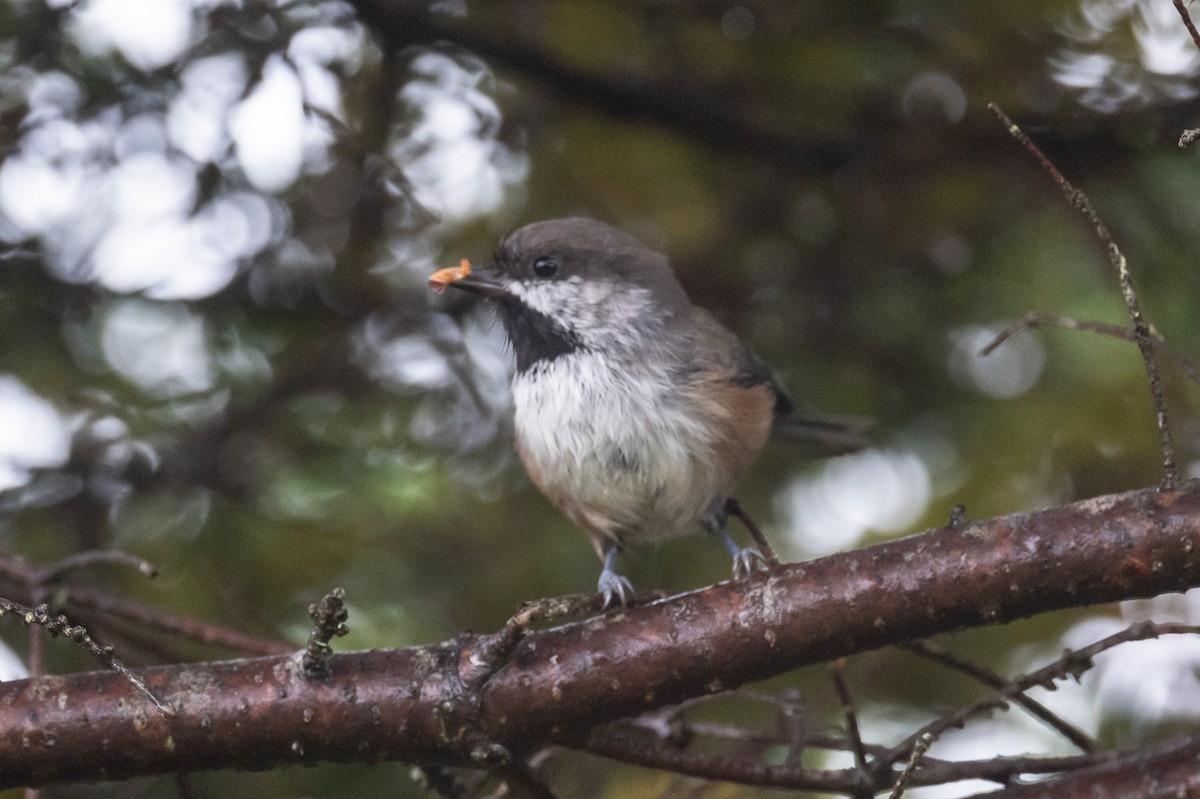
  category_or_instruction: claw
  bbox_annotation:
[597,547,634,608]
[731,546,767,580]
[598,569,635,608]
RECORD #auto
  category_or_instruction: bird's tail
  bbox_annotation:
[770,412,873,457]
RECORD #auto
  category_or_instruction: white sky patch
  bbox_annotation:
[0,640,28,682]
[230,56,306,193]
[1133,0,1200,74]
[775,448,931,557]
[392,52,528,225]
[288,26,364,118]
[361,331,456,392]
[0,376,71,491]
[88,151,248,299]
[948,325,1045,399]
[0,152,86,236]
[1054,590,1200,735]
[168,53,249,163]
[100,300,214,396]
[25,71,82,126]
[0,102,272,299]
[1053,0,1200,111]
[70,0,195,71]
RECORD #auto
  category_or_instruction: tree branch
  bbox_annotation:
[988,103,1179,490]
[965,734,1200,798]
[344,0,852,171]
[2,482,1200,787]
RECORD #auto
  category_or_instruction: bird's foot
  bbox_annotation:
[731,546,768,580]
[597,568,635,609]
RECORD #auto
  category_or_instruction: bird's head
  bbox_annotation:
[443,217,690,371]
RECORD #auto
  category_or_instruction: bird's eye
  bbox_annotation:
[532,256,558,278]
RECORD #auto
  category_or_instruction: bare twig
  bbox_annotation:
[1173,0,1200,53]
[64,586,293,656]
[888,733,934,799]
[882,621,1200,767]
[588,722,1158,793]
[0,552,292,656]
[901,640,1099,753]
[0,598,174,717]
[626,714,940,763]
[980,311,1200,386]
[830,659,872,794]
[25,550,157,584]
[460,593,632,689]
[988,103,1178,490]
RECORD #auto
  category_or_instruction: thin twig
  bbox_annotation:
[0,566,291,657]
[901,640,1099,753]
[888,733,934,799]
[988,103,1178,490]
[62,585,293,656]
[980,311,1200,386]
[586,724,1154,793]
[1173,0,1200,53]
[882,621,1199,767]
[27,550,157,584]
[627,715,956,764]
[0,598,174,717]
[830,659,872,792]
[460,592,639,690]
[777,689,809,764]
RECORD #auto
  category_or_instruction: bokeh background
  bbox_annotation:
[2,0,1200,796]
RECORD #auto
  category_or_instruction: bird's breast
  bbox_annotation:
[511,351,718,542]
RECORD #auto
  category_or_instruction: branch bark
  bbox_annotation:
[3,482,1200,788]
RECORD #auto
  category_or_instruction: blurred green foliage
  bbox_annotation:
[0,0,1198,796]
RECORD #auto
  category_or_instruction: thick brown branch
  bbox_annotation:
[2,482,1200,787]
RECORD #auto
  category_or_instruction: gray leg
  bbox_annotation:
[703,497,766,580]
[597,546,634,608]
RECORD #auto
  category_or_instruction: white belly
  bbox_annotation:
[512,351,718,544]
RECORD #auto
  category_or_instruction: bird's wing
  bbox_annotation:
[688,309,871,457]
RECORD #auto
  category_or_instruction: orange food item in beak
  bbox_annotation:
[428,259,472,294]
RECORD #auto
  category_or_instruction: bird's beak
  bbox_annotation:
[448,265,508,298]
[428,260,508,298]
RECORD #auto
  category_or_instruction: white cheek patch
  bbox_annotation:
[508,277,653,347]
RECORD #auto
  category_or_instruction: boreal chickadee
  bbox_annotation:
[432,217,867,606]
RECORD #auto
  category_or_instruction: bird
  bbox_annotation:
[432,217,868,607]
